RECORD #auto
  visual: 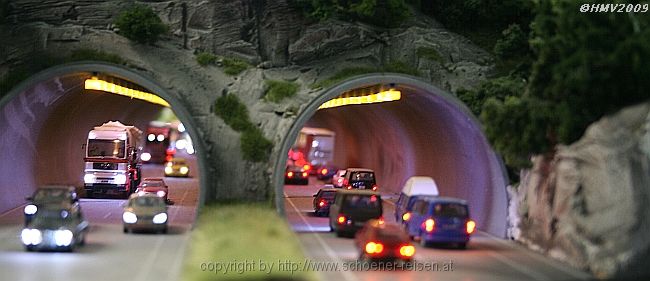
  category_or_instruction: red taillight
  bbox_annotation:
[371,184,378,191]
[337,215,346,224]
[321,168,328,175]
[287,171,294,177]
[399,245,415,257]
[423,219,435,232]
[303,164,311,171]
[466,220,476,234]
[318,200,326,207]
[301,172,308,178]
[365,242,384,254]
[165,155,173,162]
[402,212,411,221]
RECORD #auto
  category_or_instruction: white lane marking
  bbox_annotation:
[485,250,549,281]
[480,232,591,280]
[383,199,395,206]
[285,194,359,281]
[168,230,192,280]
[133,235,166,281]
[103,212,111,219]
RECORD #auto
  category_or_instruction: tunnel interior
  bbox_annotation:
[281,78,508,236]
[0,69,200,215]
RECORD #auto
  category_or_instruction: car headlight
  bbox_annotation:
[21,229,42,245]
[156,190,166,197]
[84,173,95,183]
[141,152,152,162]
[180,166,189,174]
[54,229,73,246]
[152,213,167,224]
[164,166,173,174]
[24,204,38,215]
[114,174,127,185]
[123,211,137,223]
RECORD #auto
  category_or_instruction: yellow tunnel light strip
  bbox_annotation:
[84,78,170,107]
[318,89,401,109]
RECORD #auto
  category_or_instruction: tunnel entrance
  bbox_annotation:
[277,74,508,236]
[0,63,205,226]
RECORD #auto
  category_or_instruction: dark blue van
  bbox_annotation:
[404,197,475,249]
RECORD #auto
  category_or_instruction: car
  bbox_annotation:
[316,165,338,182]
[329,190,383,237]
[404,197,476,249]
[135,177,169,203]
[341,168,378,191]
[332,169,347,188]
[21,207,89,252]
[312,186,337,216]
[24,185,80,226]
[123,193,168,234]
[164,157,190,177]
[394,176,440,224]
[355,219,415,262]
[284,165,309,185]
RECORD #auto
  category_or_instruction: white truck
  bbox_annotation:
[83,121,143,198]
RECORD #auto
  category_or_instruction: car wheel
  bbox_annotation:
[161,226,168,234]
[419,234,429,247]
[25,246,35,252]
[123,227,129,234]
[335,230,343,238]
[79,233,86,246]
[457,242,467,249]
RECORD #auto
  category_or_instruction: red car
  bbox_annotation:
[135,177,169,203]
[355,220,415,262]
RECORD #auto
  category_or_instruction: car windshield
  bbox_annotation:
[350,172,375,182]
[173,159,186,165]
[141,182,164,188]
[342,195,381,209]
[87,139,126,158]
[34,189,71,202]
[434,203,468,217]
[320,191,336,199]
[130,196,164,207]
[32,209,75,223]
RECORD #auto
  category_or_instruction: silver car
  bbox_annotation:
[123,193,168,234]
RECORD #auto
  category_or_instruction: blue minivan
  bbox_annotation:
[404,197,475,249]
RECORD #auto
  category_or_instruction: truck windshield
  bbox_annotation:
[87,139,126,158]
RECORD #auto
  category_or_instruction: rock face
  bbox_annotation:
[508,102,650,278]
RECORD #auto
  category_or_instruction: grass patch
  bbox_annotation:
[213,94,252,132]
[416,47,444,63]
[383,61,420,76]
[222,57,249,76]
[311,61,420,89]
[182,203,315,281]
[264,80,299,103]
[196,52,218,66]
[241,128,274,162]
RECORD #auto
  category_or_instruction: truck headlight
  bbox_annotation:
[84,174,95,183]
[180,167,189,174]
[123,211,137,223]
[54,229,73,246]
[152,213,167,224]
[164,166,173,174]
[21,229,42,245]
[141,152,152,162]
[24,204,38,215]
[114,174,127,185]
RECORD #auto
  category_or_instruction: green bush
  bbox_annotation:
[311,67,376,89]
[240,128,274,162]
[213,94,252,132]
[292,0,410,28]
[114,4,167,44]
[494,24,529,60]
[222,57,249,76]
[416,47,444,62]
[265,80,300,103]
[456,76,526,116]
[195,52,217,66]
[383,61,419,76]
[67,49,126,65]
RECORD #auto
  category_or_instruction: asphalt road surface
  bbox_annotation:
[0,162,199,281]
[284,178,593,281]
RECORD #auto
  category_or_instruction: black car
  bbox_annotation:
[284,165,309,185]
[21,207,89,252]
[24,186,80,226]
[329,190,383,237]
[312,186,337,216]
[341,168,378,191]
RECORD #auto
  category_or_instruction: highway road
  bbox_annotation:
[284,180,593,281]
[0,162,199,281]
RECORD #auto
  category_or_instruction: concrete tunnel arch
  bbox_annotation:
[273,73,509,236]
[0,62,209,213]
